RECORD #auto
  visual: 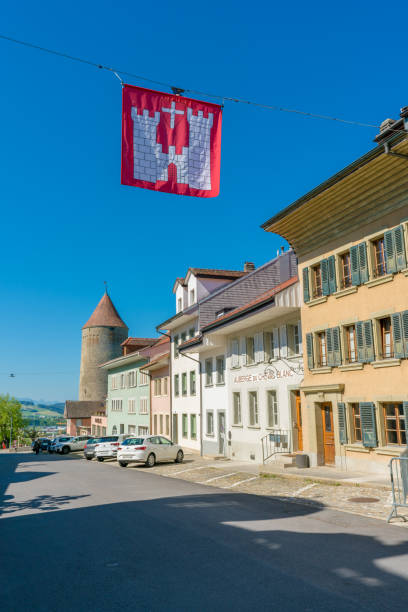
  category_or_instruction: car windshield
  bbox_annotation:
[121,438,145,446]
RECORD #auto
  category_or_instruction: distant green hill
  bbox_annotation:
[19,399,65,426]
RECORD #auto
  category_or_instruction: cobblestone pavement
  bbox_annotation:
[92,453,406,526]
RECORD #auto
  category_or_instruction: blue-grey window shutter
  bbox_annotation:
[402,311,408,357]
[363,320,375,362]
[332,326,342,366]
[326,328,334,366]
[391,313,405,358]
[303,267,310,303]
[337,403,347,444]
[384,230,397,274]
[394,226,407,271]
[359,402,377,448]
[306,333,314,370]
[403,402,408,445]
[321,259,330,296]
[328,255,337,294]
[358,242,369,283]
[350,246,361,286]
[355,321,365,363]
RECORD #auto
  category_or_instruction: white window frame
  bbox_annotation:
[266,390,279,428]
[205,358,213,386]
[248,391,259,427]
[232,392,242,425]
[139,371,149,386]
[139,397,149,415]
[231,338,240,368]
[216,356,225,384]
[206,411,214,436]
[138,426,149,436]
[111,399,123,412]
[128,398,137,414]
[246,336,255,365]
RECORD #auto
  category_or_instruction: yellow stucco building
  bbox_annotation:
[262,108,408,474]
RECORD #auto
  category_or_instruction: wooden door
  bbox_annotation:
[321,403,335,464]
[295,395,303,451]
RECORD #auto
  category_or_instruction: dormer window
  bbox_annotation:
[189,289,195,305]
[177,297,182,313]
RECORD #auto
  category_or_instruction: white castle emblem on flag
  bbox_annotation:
[131,103,213,190]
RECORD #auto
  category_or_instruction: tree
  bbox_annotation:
[0,395,24,446]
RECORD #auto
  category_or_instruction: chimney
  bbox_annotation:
[244,262,255,272]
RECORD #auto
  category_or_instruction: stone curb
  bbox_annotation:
[258,469,391,491]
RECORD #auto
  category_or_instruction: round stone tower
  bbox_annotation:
[79,292,128,401]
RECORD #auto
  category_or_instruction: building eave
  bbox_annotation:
[99,351,147,370]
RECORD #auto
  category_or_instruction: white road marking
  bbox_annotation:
[172,466,208,476]
[292,483,318,497]
[201,472,237,483]
[223,476,258,489]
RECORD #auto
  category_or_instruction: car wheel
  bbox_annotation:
[86,456,92,461]
[62,446,70,455]
[97,457,104,462]
[145,453,155,468]
[119,461,128,467]
[175,450,184,463]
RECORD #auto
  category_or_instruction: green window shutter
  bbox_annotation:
[328,255,337,294]
[394,226,407,271]
[403,402,408,445]
[332,326,342,366]
[391,313,405,358]
[337,402,347,444]
[306,333,314,370]
[363,320,375,362]
[359,402,377,448]
[355,321,365,363]
[302,267,310,303]
[326,328,334,366]
[350,246,361,286]
[321,259,330,296]
[358,242,369,283]
[402,311,408,357]
[384,230,397,274]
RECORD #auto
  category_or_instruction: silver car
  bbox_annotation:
[94,434,131,461]
[117,436,184,468]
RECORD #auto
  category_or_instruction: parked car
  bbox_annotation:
[40,438,52,451]
[49,436,73,454]
[117,436,184,468]
[83,437,111,460]
[54,436,92,455]
[94,435,131,461]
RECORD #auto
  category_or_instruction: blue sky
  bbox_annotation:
[0,0,406,401]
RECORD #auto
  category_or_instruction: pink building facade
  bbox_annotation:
[140,338,171,438]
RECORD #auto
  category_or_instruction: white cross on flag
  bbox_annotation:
[121,85,222,197]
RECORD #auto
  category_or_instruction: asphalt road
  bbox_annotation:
[1,453,408,611]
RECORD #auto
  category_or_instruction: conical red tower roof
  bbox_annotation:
[82,293,128,329]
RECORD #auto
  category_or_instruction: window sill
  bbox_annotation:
[334,286,358,299]
[372,358,401,368]
[375,447,405,457]
[310,366,332,374]
[204,384,214,388]
[247,426,261,430]
[364,274,394,288]
[338,363,364,371]
[216,382,226,387]
[231,424,243,428]
[231,366,241,370]
[343,444,370,453]
[307,296,328,307]
[266,426,280,430]
[245,363,257,368]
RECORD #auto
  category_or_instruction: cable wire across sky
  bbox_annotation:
[1,32,405,135]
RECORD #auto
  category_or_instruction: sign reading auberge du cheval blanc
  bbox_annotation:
[234,370,295,383]
[121,84,222,197]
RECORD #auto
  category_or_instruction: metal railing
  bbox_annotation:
[388,457,408,523]
[261,428,292,464]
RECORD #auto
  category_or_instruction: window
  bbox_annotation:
[165,415,170,435]
[288,324,300,356]
[177,297,182,312]
[120,424,124,434]
[345,325,357,363]
[154,378,161,396]
[248,391,259,426]
[182,414,188,438]
[379,317,393,359]
[163,377,168,395]
[128,425,136,434]
[153,415,157,434]
[340,252,352,288]
[189,327,195,339]
[128,399,136,414]
[267,390,279,427]
[190,370,196,395]
[216,356,225,384]
[111,375,118,390]
[189,289,195,305]
[120,374,125,389]
[373,237,387,278]
[140,398,149,415]
[160,414,163,434]
[139,371,149,385]
[312,264,322,298]
[190,414,197,439]
[233,392,241,425]
[128,370,137,387]
[317,332,327,367]
[351,403,362,442]
[173,335,179,359]
[112,425,117,435]
[182,372,187,396]
[181,332,186,345]
[383,403,406,445]
[205,358,213,386]
[111,399,123,412]
[174,374,179,396]
[138,426,149,436]
[246,336,255,365]
[231,338,240,368]
[206,411,214,435]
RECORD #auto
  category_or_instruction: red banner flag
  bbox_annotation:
[121,85,222,197]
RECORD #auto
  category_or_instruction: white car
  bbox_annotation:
[49,436,73,454]
[54,436,91,455]
[94,435,131,461]
[117,435,184,468]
